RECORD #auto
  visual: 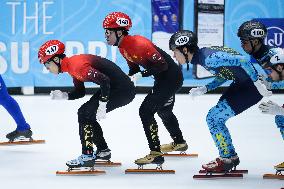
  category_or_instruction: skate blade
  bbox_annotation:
[199,169,248,174]
[93,161,121,167]
[163,152,198,157]
[56,169,106,176]
[125,168,175,174]
[193,173,243,179]
[263,174,284,180]
[0,139,45,146]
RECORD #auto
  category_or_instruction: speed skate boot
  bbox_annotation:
[135,151,164,166]
[6,129,33,142]
[94,148,111,161]
[230,155,240,170]
[274,161,284,173]
[160,142,188,153]
[66,154,96,169]
[202,157,235,173]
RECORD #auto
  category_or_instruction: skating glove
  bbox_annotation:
[96,101,107,121]
[129,72,142,86]
[258,100,284,115]
[188,86,207,99]
[50,90,68,100]
[258,75,272,90]
[253,79,272,97]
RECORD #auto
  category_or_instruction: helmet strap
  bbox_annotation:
[51,56,62,73]
[114,31,121,46]
[249,40,256,55]
[178,47,190,71]
[183,52,190,70]
[56,63,62,73]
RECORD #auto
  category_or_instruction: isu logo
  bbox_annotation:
[265,26,284,47]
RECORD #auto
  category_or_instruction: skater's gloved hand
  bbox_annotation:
[96,101,107,121]
[253,79,272,97]
[188,86,207,99]
[258,100,284,115]
[258,75,272,90]
[129,72,142,86]
[50,90,68,100]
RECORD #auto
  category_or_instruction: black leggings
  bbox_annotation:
[139,62,185,152]
[78,85,135,154]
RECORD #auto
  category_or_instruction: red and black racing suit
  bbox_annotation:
[61,54,135,154]
[119,35,185,152]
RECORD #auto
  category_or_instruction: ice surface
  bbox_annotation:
[0,94,283,189]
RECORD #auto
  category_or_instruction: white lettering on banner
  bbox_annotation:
[265,26,284,47]
[6,1,54,35]
[88,41,107,57]
[0,42,8,74]
[65,41,85,56]
[43,1,54,35]
[23,2,38,34]
[6,2,20,35]
[11,42,29,74]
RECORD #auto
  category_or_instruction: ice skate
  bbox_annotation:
[202,157,236,173]
[263,161,284,180]
[134,151,164,166]
[199,155,247,174]
[92,148,121,167]
[161,142,188,153]
[193,156,244,179]
[66,154,96,169]
[56,154,106,176]
[161,142,198,157]
[94,148,111,161]
[0,129,45,145]
[6,129,33,141]
[274,161,284,173]
[125,151,174,174]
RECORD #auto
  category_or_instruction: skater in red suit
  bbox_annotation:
[38,40,135,169]
[102,12,187,167]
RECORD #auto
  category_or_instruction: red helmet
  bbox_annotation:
[103,12,132,30]
[38,40,65,64]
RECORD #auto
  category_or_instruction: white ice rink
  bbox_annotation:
[0,94,283,189]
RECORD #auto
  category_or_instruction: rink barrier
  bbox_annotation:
[6,87,284,95]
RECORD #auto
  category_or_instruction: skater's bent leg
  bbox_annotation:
[92,121,108,150]
[139,95,161,152]
[157,95,185,144]
[275,115,284,140]
[78,102,97,155]
[206,99,236,158]
[0,76,30,131]
[78,123,94,155]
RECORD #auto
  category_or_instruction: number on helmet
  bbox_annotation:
[251,29,265,38]
[271,54,284,64]
[116,17,129,27]
[45,45,59,55]
[175,36,190,46]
